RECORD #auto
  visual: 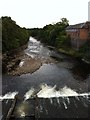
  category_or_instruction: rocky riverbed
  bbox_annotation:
[2,37,57,76]
[8,54,55,76]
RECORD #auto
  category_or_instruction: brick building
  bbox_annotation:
[66,21,90,49]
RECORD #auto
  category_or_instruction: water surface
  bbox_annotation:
[1,37,90,119]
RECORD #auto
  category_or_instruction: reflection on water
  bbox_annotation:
[13,100,35,118]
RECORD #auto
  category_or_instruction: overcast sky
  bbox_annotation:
[0,0,90,28]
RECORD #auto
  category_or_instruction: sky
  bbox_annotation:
[0,0,90,28]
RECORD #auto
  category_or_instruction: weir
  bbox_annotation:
[1,94,90,120]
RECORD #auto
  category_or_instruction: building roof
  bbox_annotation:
[66,21,90,29]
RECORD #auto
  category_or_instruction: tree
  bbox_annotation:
[29,18,70,48]
[2,16,29,53]
[61,18,69,26]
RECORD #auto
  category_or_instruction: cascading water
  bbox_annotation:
[1,84,89,107]
[1,37,90,119]
[24,37,51,59]
[0,92,18,101]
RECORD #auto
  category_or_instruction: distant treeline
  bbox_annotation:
[29,18,70,48]
[2,16,30,53]
[2,17,70,53]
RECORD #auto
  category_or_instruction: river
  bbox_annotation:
[0,37,90,119]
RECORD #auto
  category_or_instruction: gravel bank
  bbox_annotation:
[8,53,56,76]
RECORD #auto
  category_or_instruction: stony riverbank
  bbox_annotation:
[2,44,28,74]
[7,54,55,76]
[3,44,56,76]
[2,39,57,76]
[8,56,42,75]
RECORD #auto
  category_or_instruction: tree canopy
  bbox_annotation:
[2,16,29,53]
[30,18,70,48]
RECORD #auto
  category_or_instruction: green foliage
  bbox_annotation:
[2,16,29,53]
[30,18,70,48]
[56,33,71,48]
[78,41,90,59]
[79,41,90,53]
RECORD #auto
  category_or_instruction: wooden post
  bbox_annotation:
[35,95,40,120]
[6,96,17,120]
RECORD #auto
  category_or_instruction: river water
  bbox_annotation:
[1,37,90,119]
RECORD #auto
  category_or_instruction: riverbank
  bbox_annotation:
[7,52,56,75]
[9,45,90,76]
[8,56,42,75]
[8,55,55,76]
[2,44,27,74]
[3,47,56,76]
[58,47,90,64]
[58,48,82,57]
[2,37,57,76]
[3,38,90,76]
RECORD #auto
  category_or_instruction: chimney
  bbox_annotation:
[88,1,90,21]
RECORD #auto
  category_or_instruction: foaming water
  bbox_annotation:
[25,37,51,59]
[24,88,35,100]
[1,84,89,102]
[0,92,18,101]
[24,84,89,100]
[37,84,78,98]
[23,84,89,110]
[19,61,24,67]
[29,37,40,43]
[1,84,89,115]
[25,52,35,58]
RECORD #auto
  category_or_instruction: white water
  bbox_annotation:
[63,100,68,109]
[0,84,89,102]
[0,92,18,101]
[30,49,39,53]
[25,37,40,58]
[37,84,77,98]
[23,84,89,100]
[25,52,35,58]
[29,37,40,44]
[19,61,24,67]
[0,84,89,110]
[25,37,50,59]
[24,88,35,100]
